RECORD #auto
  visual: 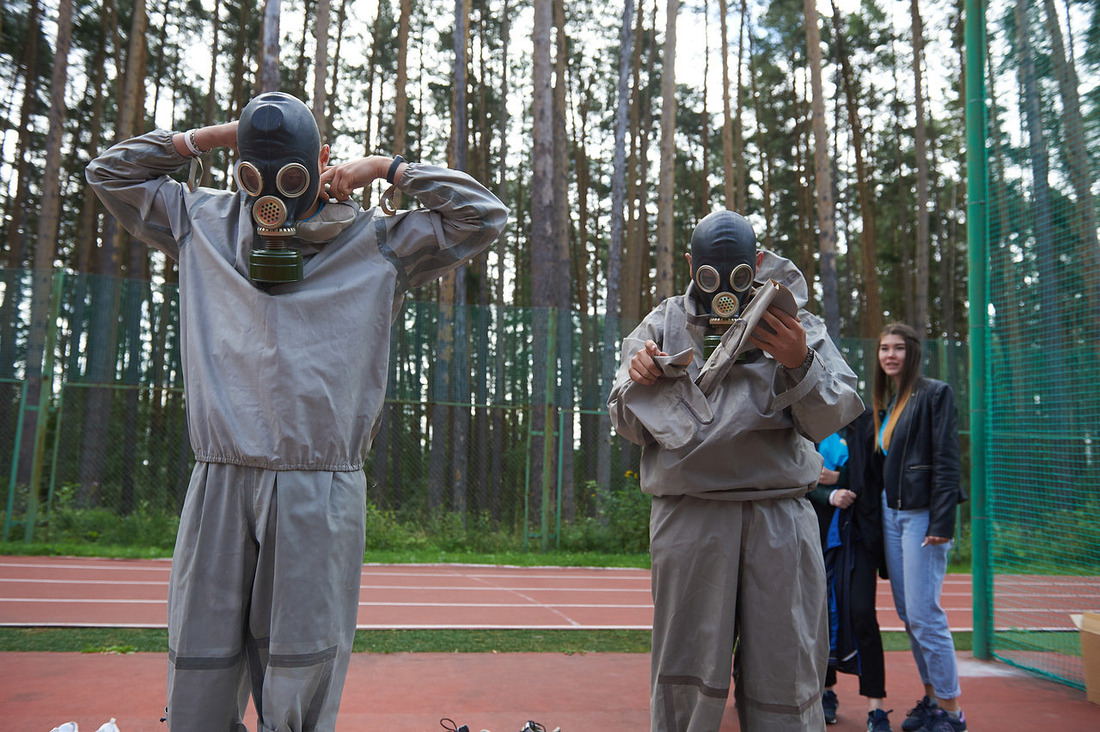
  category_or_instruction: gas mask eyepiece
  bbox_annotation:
[236,92,322,285]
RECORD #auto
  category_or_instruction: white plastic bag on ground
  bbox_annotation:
[94,720,120,732]
[49,725,77,732]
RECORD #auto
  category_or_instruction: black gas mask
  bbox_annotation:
[235,92,322,284]
[689,211,758,356]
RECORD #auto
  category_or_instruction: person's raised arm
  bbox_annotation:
[171,122,239,158]
[318,155,407,202]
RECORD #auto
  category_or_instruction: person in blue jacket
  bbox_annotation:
[809,409,892,731]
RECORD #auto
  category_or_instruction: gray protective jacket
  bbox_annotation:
[607,250,864,501]
[87,130,508,471]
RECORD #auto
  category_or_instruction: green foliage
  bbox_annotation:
[559,477,651,554]
[991,499,1100,574]
[363,503,525,554]
[363,500,430,552]
[602,476,651,554]
[33,482,179,549]
[46,506,179,549]
[362,478,652,558]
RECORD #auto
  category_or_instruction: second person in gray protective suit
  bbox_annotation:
[608,210,864,732]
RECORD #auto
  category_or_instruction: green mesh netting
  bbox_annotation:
[978,0,1100,689]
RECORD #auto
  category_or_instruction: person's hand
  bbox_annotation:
[830,489,856,508]
[748,306,807,369]
[819,467,840,486]
[628,340,666,386]
[922,535,951,546]
[318,154,405,202]
[318,156,389,202]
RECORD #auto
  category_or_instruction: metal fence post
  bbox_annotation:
[965,0,991,661]
[3,379,29,542]
[22,271,65,542]
[556,407,566,550]
[539,308,557,553]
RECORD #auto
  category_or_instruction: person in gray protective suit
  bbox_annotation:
[86,92,508,732]
[607,210,864,732]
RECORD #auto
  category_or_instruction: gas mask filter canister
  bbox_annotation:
[235,92,322,285]
[689,211,758,358]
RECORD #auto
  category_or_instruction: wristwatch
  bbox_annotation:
[794,347,815,371]
[386,155,405,184]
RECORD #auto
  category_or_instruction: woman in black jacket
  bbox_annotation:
[873,323,968,732]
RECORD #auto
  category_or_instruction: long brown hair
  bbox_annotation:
[873,322,922,452]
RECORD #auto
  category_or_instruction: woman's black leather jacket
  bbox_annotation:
[879,377,966,539]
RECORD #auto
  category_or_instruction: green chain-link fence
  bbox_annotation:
[970,0,1100,690]
[0,267,972,558]
[0,269,656,552]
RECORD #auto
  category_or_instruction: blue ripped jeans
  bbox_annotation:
[881,493,961,701]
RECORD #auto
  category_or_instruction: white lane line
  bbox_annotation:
[0,578,171,586]
[0,598,166,604]
[357,602,652,609]
[463,572,585,627]
[0,561,171,571]
[0,598,653,610]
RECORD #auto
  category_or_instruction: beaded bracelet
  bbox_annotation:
[183,129,208,157]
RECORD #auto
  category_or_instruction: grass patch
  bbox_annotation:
[351,629,651,653]
[362,549,650,568]
[0,627,169,653]
[0,627,651,654]
[0,542,174,559]
[0,542,651,568]
[0,627,976,654]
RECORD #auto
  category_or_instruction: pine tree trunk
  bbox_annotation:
[395,0,412,153]
[77,0,147,505]
[910,0,930,335]
[719,0,734,209]
[312,0,330,135]
[734,0,748,210]
[654,0,679,302]
[258,0,281,93]
[597,0,634,518]
[830,0,881,339]
[17,0,74,536]
[1042,0,1100,326]
[803,0,839,335]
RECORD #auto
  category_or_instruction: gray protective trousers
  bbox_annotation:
[649,494,828,732]
[166,464,367,732]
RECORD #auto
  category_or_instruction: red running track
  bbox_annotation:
[5,557,1100,732]
[0,555,981,631]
